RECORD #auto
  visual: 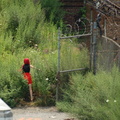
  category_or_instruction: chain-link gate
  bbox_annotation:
[56,10,99,101]
[56,6,120,101]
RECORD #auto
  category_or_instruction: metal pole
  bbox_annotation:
[93,22,97,75]
[60,68,87,73]
[90,9,93,70]
[60,33,91,39]
[56,28,61,102]
[104,18,107,42]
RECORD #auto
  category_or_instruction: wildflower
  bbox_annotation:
[114,100,117,103]
[34,44,38,47]
[106,99,109,102]
[46,78,49,81]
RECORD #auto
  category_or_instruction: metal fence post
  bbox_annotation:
[56,28,61,102]
[90,9,93,70]
[93,22,97,75]
[104,18,107,42]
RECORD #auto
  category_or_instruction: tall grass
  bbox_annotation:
[40,0,64,25]
[0,0,89,107]
[0,44,89,107]
[0,0,58,49]
[57,66,120,120]
[0,0,58,106]
[60,40,89,70]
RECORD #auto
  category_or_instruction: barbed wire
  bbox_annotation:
[62,17,91,36]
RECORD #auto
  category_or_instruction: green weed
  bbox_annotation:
[57,66,120,120]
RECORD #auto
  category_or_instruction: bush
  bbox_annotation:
[0,54,26,107]
[57,66,120,120]
[0,0,60,107]
[0,0,89,108]
[40,0,64,26]
[0,48,58,107]
[0,0,59,49]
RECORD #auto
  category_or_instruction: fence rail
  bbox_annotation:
[60,33,92,39]
[60,68,87,73]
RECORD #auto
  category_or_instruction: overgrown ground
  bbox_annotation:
[0,0,88,108]
[1,0,120,120]
[57,66,120,120]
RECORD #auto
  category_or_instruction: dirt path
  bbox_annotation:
[12,107,76,120]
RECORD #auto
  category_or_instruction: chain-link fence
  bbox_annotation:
[97,36,120,72]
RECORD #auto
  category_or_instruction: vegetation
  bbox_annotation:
[40,0,64,26]
[57,66,120,120]
[0,0,89,107]
[1,0,119,120]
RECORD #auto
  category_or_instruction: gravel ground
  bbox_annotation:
[12,107,77,120]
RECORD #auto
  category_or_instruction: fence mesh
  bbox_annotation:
[97,36,120,72]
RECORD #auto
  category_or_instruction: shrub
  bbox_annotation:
[57,66,120,120]
[40,0,64,26]
[1,0,59,49]
[0,0,89,108]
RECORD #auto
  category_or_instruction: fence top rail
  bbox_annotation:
[60,33,92,39]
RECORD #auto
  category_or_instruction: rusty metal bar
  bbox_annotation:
[60,33,92,39]
[60,68,86,73]
[93,22,97,75]
[90,9,93,70]
[56,28,61,102]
